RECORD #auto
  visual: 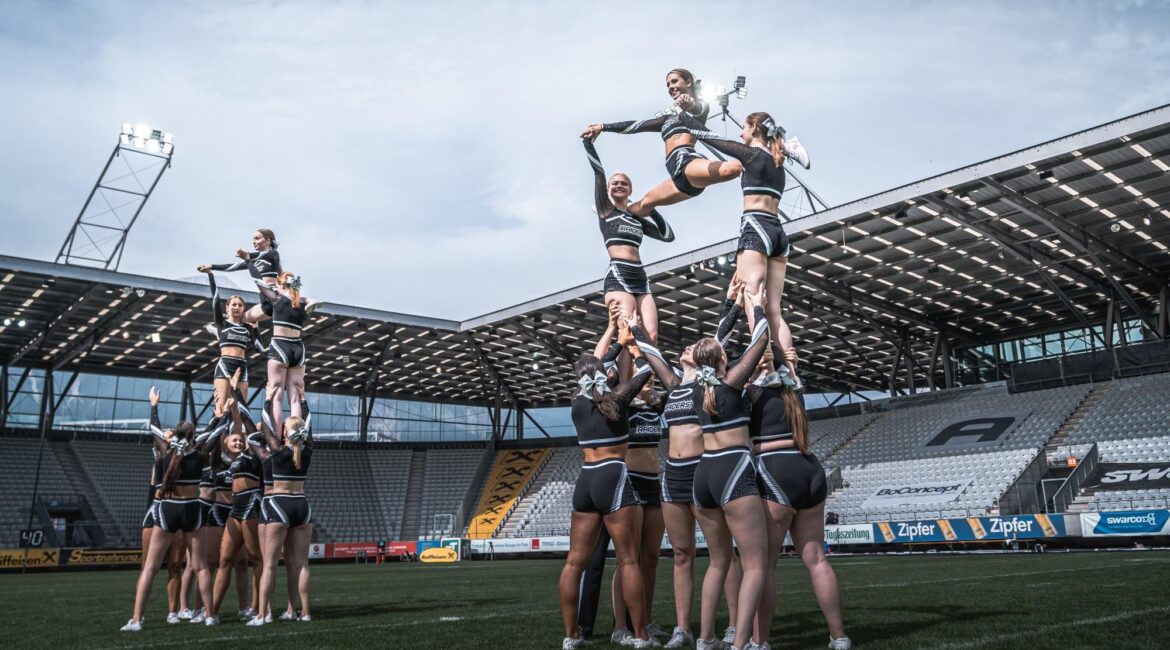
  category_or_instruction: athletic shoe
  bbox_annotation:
[612,629,636,646]
[562,637,589,650]
[176,608,194,620]
[827,637,851,650]
[279,610,297,621]
[246,616,267,627]
[745,642,769,650]
[783,137,811,169]
[297,615,312,622]
[204,616,220,626]
[664,627,694,649]
[120,619,142,632]
[264,613,273,623]
[238,607,256,620]
[632,638,662,649]
[189,610,207,624]
[722,628,736,644]
[696,640,729,650]
[166,612,181,624]
[648,624,669,640]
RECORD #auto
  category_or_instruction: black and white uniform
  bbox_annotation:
[632,302,744,504]
[198,466,216,525]
[626,401,664,506]
[150,450,207,532]
[602,101,712,196]
[258,284,308,368]
[680,115,792,258]
[583,140,675,296]
[691,305,771,509]
[208,274,263,381]
[210,247,282,315]
[142,468,160,529]
[570,360,653,514]
[750,386,826,510]
[228,449,262,521]
[264,444,313,528]
[209,456,233,527]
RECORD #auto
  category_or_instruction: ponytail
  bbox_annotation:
[595,391,619,422]
[279,271,301,305]
[160,421,195,496]
[575,353,620,422]
[781,388,809,453]
[292,442,303,471]
[703,384,718,416]
[769,137,784,169]
[746,111,784,168]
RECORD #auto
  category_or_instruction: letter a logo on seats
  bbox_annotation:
[925,416,1017,448]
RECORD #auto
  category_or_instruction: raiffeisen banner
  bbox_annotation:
[1081,510,1170,537]
[874,514,1065,543]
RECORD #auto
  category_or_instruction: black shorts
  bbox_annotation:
[203,501,230,528]
[661,455,700,504]
[693,447,758,509]
[230,489,261,521]
[666,146,706,197]
[604,259,651,296]
[572,460,637,514]
[268,336,305,368]
[214,355,249,382]
[263,494,313,527]
[755,450,827,510]
[142,500,159,529]
[155,498,203,533]
[628,471,661,507]
[738,211,792,259]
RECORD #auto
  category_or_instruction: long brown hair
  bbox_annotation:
[691,338,724,417]
[257,228,278,249]
[161,420,196,497]
[576,354,619,421]
[668,68,695,91]
[285,415,305,470]
[746,112,784,168]
[780,387,809,453]
[278,271,301,305]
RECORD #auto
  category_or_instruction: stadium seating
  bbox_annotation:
[70,439,156,545]
[497,447,582,538]
[416,447,486,538]
[1063,373,1170,445]
[0,438,75,548]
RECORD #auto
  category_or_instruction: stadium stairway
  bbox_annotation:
[399,450,426,540]
[50,442,124,547]
[1044,382,1109,463]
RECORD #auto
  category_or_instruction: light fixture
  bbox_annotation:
[734,75,747,99]
[1110,223,1121,233]
[17,319,26,327]
[2,318,10,326]
[135,289,145,298]
[120,122,173,155]
[998,249,1006,260]
[121,124,133,136]
[119,286,132,298]
[122,330,129,339]
[698,82,719,104]
[149,332,161,343]
[1143,216,1151,226]
[532,362,540,371]
[717,255,728,266]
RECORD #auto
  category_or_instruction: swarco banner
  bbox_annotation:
[1083,464,1170,490]
[874,514,1064,543]
[1081,510,1170,537]
[862,479,973,508]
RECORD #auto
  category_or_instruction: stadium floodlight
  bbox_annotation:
[734,75,747,99]
[18,319,26,328]
[717,255,728,266]
[3,318,10,326]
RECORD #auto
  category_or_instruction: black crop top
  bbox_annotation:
[679,113,786,200]
[692,305,770,434]
[270,445,312,481]
[214,458,234,492]
[583,140,675,250]
[627,402,664,449]
[258,284,308,332]
[571,358,653,449]
[229,450,262,483]
[153,450,207,493]
[748,385,797,444]
[208,273,263,353]
[199,466,215,490]
[210,248,281,285]
[602,100,711,142]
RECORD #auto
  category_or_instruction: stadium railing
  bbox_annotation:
[1049,443,1099,513]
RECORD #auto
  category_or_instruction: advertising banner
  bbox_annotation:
[824,524,874,545]
[873,514,1065,543]
[420,547,459,563]
[467,449,550,539]
[1082,464,1170,490]
[1080,510,1170,537]
[308,543,327,559]
[0,549,60,569]
[862,479,973,508]
[62,548,142,566]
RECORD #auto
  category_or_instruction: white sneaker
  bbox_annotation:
[783,137,811,169]
[722,628,736,644]
[632,638,662,649]
[664,627,694,649]
[120,619,142,632]
[612,629,637,646]
[238,607,256,620]
[279,610,297,621]
[828,637,851,650]
[562,637,589,650]
[189,610,207,624]
[297,615,312,622]
[166,612,180,624]
[648,624,669,640]
[264,613,273,623]
[246,616,267,627]
[176,608,194,620]
[204,616,220,626]
[696,640,729,650]
[745,642,770,650]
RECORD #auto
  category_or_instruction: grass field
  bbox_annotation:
[1,551,1167,649]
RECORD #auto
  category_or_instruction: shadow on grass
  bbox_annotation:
[313,595,512,621]
[767,603,1017,647]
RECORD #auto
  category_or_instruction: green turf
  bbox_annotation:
[0,551,1167,649]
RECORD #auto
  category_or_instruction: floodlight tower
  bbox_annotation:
[698,75,829,220]
[56,123,174,270]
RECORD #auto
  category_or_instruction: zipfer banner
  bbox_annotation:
[1080,510,1170,537]
[873,514,1065,543]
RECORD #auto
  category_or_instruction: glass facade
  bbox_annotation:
[958,318,1148,383]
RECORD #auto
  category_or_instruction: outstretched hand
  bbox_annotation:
[148,386,160,406]
[727,274,745,303]
[616,316,636,346]
[580,124,603,142]
[744,288,766,309]
[197,264,211,273]
[235,248,248,260]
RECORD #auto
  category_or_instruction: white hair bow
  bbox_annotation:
[169,437,190,454]
[578,371,611,399]
[287,427,309,443]
[755,364,799,389]
[763,118,783,140]
[696,366,720,387]
[285,275,303,290]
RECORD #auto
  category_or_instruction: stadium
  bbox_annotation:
[3,4,1170,650]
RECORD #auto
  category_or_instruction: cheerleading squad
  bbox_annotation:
[121,229,318,631]
[560,69,849,650]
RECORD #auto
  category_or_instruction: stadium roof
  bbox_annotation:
[3,103,1170,410]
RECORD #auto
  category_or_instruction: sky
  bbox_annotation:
[2,0,1169,321]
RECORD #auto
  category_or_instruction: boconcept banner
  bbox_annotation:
[862,478,973,508]
[1082,464,1170,490]
[1080,510,1170,537]
[873,514,1064,543]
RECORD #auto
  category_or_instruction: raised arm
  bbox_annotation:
[725,303,770,389]
[612,357,653,408]
[715,275,745,346]
[630,323,681,390]
[582,139,615,216]
[147,387,168,455]
[232,386,272,461]
[196,411,231,455]
[207,272,226,330]
[640,209,675,242]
